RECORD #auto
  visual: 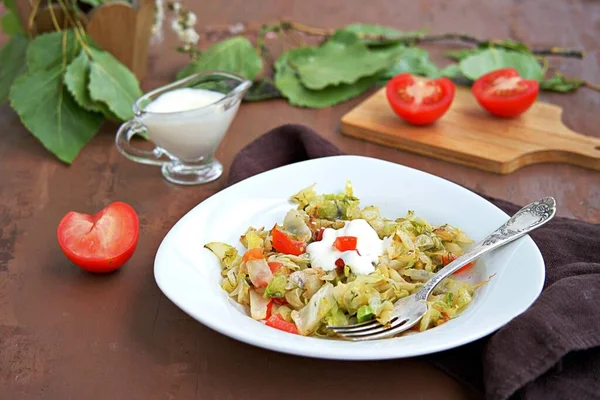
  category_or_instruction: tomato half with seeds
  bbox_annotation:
[386,73,456,125]
[472,68,539,118]
[57,202,139,273]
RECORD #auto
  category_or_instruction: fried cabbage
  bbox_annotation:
[205,182,484,338]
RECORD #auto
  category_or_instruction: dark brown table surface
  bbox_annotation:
[1,0,599,399]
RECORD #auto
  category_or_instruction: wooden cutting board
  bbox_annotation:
[340,86,600,174]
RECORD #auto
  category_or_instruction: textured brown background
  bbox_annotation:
[1,0,599,399]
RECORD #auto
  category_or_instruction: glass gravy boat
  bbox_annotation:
[115,71,251,185]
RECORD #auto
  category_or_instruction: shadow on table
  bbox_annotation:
[126,276,480,400]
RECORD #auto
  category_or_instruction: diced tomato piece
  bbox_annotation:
[265,314,299,334]
[442,253,475,274]
[265,301,274,319]
[442,253,457,265]
[273,297,287,306]
[243,248,264,262]
[271,226,306,256]
[267,261,284,273]
[454,262,475,274]
[335,258,345,269]
[333,236,357,252]
[316,228,325,241]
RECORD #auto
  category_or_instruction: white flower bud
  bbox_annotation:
[171,19,183,33]
[181,28,200,45]
[186,12,197,26]
[229,22,244,34]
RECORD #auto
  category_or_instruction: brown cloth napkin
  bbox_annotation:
[227,124,600,400]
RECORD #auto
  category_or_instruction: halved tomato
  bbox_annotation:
[57,202,139,273]
[472,68,539,118]
[385,73,455,125]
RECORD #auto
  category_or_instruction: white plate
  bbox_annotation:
[154,155,545,360]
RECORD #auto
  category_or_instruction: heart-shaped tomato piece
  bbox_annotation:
[57,202,140,273]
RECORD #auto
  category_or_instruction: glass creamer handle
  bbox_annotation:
[115,120,169,166]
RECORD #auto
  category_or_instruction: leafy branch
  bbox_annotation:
[277,20,586,59]
[1,1,598,165]
[0,0,142,164]
[198,19,585,59]
[177,18,598,107]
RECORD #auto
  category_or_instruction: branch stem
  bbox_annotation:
[276,20,585,59]
[27,0,42,35]
[584,81,600,92]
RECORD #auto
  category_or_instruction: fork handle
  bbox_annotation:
[414,197,557,302]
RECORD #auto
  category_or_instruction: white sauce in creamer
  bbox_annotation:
[140,88,240,162]
[306,219,390,275]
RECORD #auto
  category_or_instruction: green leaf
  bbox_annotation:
[345,29,407,69]
[79,0,104,6]
[176,36,263,81]
[445,49,480,61]
[27,30,81,72]
[77,0,133,6]
[274,49,377,108]
[342,23,405,36]
[64,51,120,121]
[88,47,142,121]
[379,47,439,80]
[0,33,28,104]
[439,64,464,79]
[459,48,544,81]
[1,10,23,35]
[9,66,103,163]
[288,30,395,90]
[540,74,585,93]
[2,0,22,35]
[341,24,425,46]
[244,78,281,102]
[478,39,531,54]
[3,0,19,14]
[78,0,129,6]
[446,39,531,62]
[370,41,406,59]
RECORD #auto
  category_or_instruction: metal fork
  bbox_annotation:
[328,197,557,341]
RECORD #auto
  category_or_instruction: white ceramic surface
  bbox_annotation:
[154,155,545,360]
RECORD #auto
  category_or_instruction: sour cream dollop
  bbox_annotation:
[306,219,389,275]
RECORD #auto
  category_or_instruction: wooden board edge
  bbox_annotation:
[339,87,600,174]
[339,120,519,174]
